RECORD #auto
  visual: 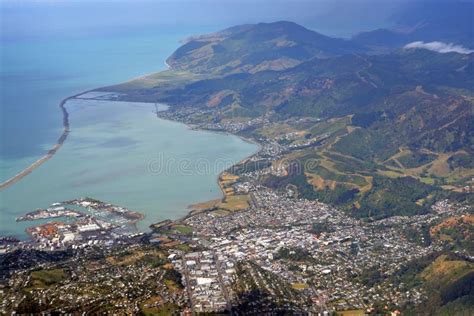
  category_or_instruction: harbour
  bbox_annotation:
[0,97,257,238]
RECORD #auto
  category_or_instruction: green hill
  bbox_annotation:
[416,254,474,314]
[166,21,364,75]
[105,22,474,219]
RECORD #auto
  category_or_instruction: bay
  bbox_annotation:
[0,0,387,237]
[0,19,252,238]
[1,97,257,237]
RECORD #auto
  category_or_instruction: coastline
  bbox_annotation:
[0,67,261,233]
[147,112,263,222]
[174,125,263,224]
[0,91,90,190]
[0,46,173,191]
[152,113,263,211]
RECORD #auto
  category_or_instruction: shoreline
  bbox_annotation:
[0,64,176,190]
[150,113,263,211]
[148,114,263,223]
[1,72,261,235]
[0,91,90,190]
[130,110,265,232]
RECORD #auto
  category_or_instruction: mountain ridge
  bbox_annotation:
[166,21,365,75]
[105,20,474,220]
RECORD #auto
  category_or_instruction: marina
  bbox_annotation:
[0,97,257,238]
[10,198,145,252]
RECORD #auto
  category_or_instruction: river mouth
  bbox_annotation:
[0,95,258,238]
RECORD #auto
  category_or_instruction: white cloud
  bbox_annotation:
[404,41,474,54]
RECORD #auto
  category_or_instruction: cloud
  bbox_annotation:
[404,41,474,54]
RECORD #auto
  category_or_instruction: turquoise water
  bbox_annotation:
[0,10,253,237]
[1,98,256,237]
[0,1,389,237]
[1,30,207,166]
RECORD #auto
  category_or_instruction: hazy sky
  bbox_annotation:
[1,0,413,40]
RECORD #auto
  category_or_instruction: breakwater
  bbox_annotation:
[0,92,85,190]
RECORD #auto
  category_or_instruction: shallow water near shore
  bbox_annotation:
[0,98,257,238]
[0,16,235,238]
[0,1,380,238]
[0,24,257,238]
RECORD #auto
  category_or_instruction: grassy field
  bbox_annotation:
[140,300,180,316]
[107,248,165,266]
[173,225,193,235]
[107,250,145,266]
[29,268,67,289]
[218,194,250,211]
[291,282,309,290]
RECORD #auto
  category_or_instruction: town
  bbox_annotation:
[166,186,469,313]
[1,99,473,313]
[2,178,471,314]
[1,105,472,313]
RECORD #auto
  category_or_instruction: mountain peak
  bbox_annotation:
[256,20,306,29]
[167,21,363,75]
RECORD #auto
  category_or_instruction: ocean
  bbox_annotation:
[0,0,389,237]
[0,5,253,237]
[0,28,259,237]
